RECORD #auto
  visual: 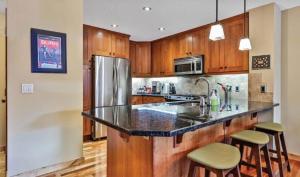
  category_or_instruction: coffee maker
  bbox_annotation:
[152,81,161,94]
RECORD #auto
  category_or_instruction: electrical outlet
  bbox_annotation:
[21,84,34,94]
[235,86,240,92]
[260,84,267,93]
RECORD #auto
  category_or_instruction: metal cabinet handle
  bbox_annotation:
[1,99,6,103]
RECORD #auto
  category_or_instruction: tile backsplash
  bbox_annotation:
[132,74,248,100]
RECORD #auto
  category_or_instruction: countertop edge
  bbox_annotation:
[82,102,279,137]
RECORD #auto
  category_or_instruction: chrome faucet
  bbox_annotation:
[217,83,232,106]
[195,77,210,106]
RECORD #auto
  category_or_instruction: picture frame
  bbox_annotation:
[31,28,67,73]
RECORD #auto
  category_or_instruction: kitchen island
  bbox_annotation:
[83,100,278,177]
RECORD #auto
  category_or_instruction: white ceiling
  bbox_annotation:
[84,0,300,41]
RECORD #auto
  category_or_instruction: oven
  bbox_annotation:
[174,55,204,75]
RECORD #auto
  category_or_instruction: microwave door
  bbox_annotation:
[175,62,193,75]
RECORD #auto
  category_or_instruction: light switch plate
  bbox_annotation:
[21,84,34,94]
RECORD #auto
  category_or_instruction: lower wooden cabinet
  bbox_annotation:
[83,65,92,138]
[131,96,143,105]
[132,96,166,105]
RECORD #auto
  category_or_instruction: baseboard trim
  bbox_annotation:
[12,157,84,177]
[0,145,6,152]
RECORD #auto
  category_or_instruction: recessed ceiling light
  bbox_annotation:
[158,27,166,31]
[111,24,119,28]
[143,6,152,11]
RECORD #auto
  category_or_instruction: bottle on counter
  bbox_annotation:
[210,89,220,106]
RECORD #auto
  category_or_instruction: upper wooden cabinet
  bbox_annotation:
[152,38,176,76]
[111,34,130,59]
[151,41,163,76]
[83,25,130,65]
[204,15,249,74]
[175,29,206,59]
[129,42,152,76]
[223,17,249,72]
[129,42,137,75]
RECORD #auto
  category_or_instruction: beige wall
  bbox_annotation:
[249,3,281,122]
[0,13,5,148]
[282,6,300,155]
[7,0,83,176]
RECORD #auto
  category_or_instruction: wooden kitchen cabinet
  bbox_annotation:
[83,65,92,137]
[151,38,176,76]
[83,25,130,62]
[129,42,137,75]
[111,33,130,58]
[130,42,152,76]
[175,29,205,59]
[176,34,192,58]
[204,26,225,73]
[131,96,143,105]
[151,41,164,76]
[142,96,166,104]
[205,15,249,74]
[131,96,166,105]
[223,16,249,72]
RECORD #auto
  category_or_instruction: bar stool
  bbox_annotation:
[231,130,273,177]
[187,143,241,177]
[254,122,291,177]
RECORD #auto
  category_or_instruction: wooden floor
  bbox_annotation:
[0,140,299,177]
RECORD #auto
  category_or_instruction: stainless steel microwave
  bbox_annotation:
[174,55,204,75]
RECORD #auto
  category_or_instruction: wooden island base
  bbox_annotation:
[107,110,273,177]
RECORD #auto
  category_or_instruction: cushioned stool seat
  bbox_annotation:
[187,143,241,170]
[231,130,269,145]
[255,122,284,132]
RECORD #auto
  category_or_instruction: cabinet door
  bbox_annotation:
[162,38,176,75]
[136,42,151,76]
[142,96,166,104]
[91,28,112,57]
[204,27,225,73]
[112,34,129,59]
[83,65,92,136]
[83,25,89,65]
[191,29,205,56]
[129,42,137,75]
[176,34,192,58]
[151,41,163,76]
[131,96,143,105]
[224,18,249,72]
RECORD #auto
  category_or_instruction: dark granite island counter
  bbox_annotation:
[82,100,278,177]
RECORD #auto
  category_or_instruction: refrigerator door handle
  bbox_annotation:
[113,60,118,105]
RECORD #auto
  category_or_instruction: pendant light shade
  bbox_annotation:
[239,0,252,50]
[209,24,225,41]
[239,38,252,50]
[209,0,225,41]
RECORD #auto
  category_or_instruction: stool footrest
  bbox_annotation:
[240,161,271,174]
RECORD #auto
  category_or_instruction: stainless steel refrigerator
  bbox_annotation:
[91,55,131,139]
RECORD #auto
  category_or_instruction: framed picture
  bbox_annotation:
[31,28,67,73]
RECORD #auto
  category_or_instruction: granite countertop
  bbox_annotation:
[82,100,279,137]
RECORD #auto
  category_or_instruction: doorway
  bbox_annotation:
[0,9,6,177]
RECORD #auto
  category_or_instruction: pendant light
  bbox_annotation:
[239,0,252,50]
[209,0,225,41]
